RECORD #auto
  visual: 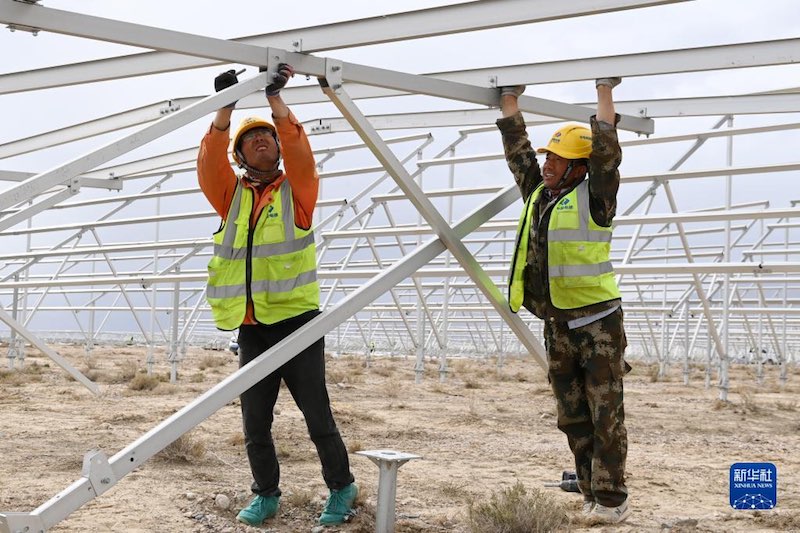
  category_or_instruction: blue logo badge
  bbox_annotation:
[556,197,573,210]
[730,463,777,510]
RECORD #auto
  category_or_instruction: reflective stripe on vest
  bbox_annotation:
[206,180,319,329]
[508,180,620,312]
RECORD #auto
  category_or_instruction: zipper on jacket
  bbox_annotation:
[245,199,255,312]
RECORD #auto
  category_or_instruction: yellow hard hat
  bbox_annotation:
[536,124,592,160]
[231,117,277,165]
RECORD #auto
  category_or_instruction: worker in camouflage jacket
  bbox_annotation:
[497,78,631,524]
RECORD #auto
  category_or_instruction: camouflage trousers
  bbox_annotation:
[543,307,629,507]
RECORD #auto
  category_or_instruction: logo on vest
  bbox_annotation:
[267,205,279,218]
[556,197,574,210]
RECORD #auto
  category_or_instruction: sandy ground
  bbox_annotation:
[1,343,799,533]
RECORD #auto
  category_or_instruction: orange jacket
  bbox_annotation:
[197,111,319,324]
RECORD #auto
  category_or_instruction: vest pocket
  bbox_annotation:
[256,221,285,244]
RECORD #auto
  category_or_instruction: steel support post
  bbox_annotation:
[147,185,162,374]
[441,145,456,381]
[659,267,669,379]
[661,181,728,399]
[85,261,96,356]
[683,301,690,385]
[6,280,19,369]
[720,117,734,398]
[758,284,764,382]
[356,450,421,533]
[320,78,547,370]
[414,297,425,384]
[781,227,790,386]
[0,184,520,532]
[168,267,181,383]
[705,330,713,389]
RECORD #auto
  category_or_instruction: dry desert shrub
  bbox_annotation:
[0,364,45,386]
[370,365,395,378]
[464,394,481,423]
[327,366,365,385]
[753,509,800,529]
[711,398,732,411]
[332,403,384,425]
[128,372,160,391]
[428,382,448,394]
[439,481,470,499]
[467,481,569,533]
[383,378,401,398]
[227,432,245,446]
[114,360,139,382]
[738,389,761,414]
[347,439,364,453]
[775,400,797,411]
[513,371,531,383]
[283,488,315,510]
[198,354,227,370]
[463,377,483,389]
[157,432,207,463]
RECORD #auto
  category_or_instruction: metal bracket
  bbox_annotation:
[309,121,332,134]
[0,513,47,533]
[158,99,181,116]
[291,38,303,52]
[5,24,40,36]
[263,47,287,85]
[81,450,116,497]
[67,176,81,195]
[323,58,343,94]
[488,75,498,88]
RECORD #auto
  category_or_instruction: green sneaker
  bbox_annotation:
[318,483,358,525]
[236,494,279,525]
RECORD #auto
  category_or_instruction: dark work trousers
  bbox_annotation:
[544,307,629,507]
[237,310,354,497]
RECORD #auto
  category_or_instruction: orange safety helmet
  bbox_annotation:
[536,124,592,160]
[231,116,278,166]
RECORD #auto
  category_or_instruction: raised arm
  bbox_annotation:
[588,77,623,227]
[265,64,319,230]
[497,85,542,200]
[595,77,620,125]
[198,70,241,218]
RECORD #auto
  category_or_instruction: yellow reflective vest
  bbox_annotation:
[206,180,319,330]
[509,180,620,312]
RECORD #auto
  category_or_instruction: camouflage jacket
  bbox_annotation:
[496,111,623,322]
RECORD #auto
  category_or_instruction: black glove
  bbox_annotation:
[262,63,294,97]
[214,69,239,109]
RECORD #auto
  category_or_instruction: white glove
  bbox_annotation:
[595,77,622,89]
[499,85,526,98]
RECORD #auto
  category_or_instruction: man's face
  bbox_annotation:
[239,127,278,171]
[542,151,583,190]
